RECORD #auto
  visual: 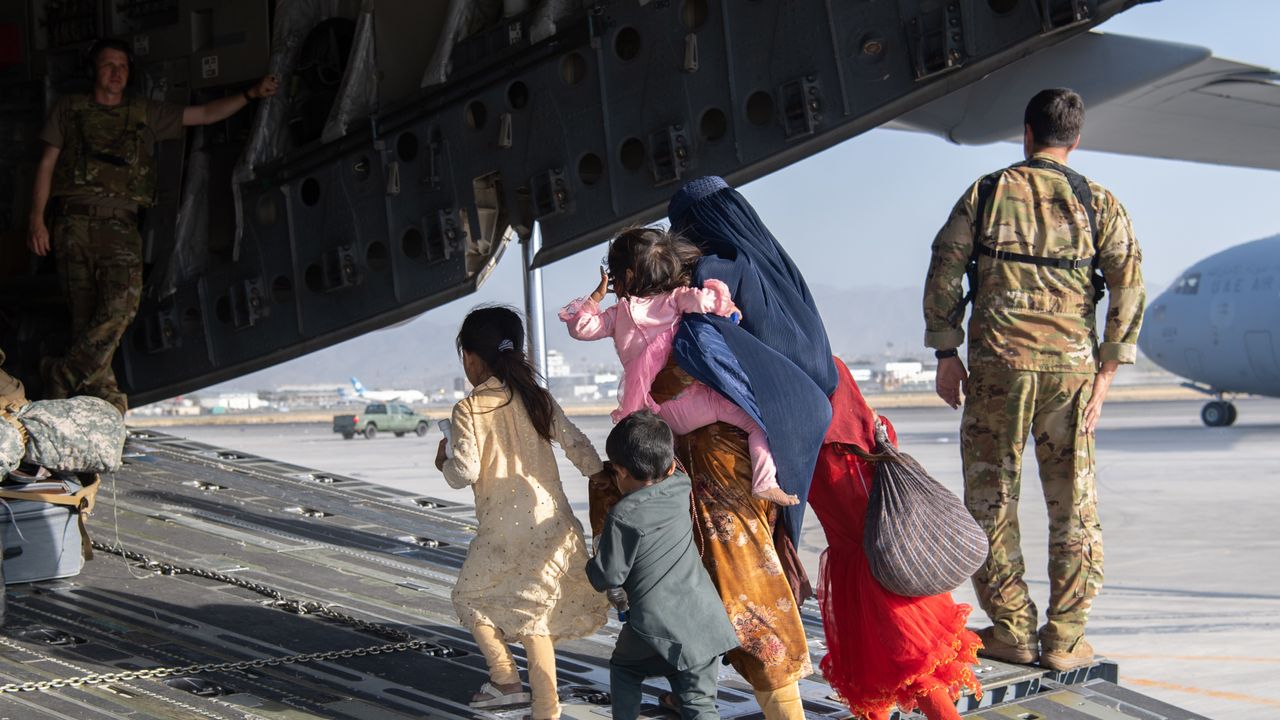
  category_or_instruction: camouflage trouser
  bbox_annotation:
[45,213,142,414]
[961,366,1103,651]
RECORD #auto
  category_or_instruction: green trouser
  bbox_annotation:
[961,366,1103,651]
[47,213,142,414]
[609,625,721,720]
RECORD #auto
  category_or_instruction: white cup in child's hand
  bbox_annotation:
[438,419,453,458]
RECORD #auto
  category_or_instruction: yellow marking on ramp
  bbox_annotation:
[1108,653,1280,664]
[1127,677,1280,708]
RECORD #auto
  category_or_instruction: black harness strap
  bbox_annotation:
[946,158,1106,328]
[977,244,1092,269]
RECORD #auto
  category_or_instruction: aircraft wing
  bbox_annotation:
[888,32,1280,171]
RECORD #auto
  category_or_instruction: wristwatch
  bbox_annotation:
[934,348,958,359]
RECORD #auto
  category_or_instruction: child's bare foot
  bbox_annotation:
[756,487,800,506]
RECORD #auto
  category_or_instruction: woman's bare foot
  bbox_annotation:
[755,487,800,506]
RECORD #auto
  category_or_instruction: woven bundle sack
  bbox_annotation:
[863,421,989,597]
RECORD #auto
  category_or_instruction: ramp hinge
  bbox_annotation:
[649,125,689,185]
[1037,0,1092,33]
[906,2,965,80]
[227,277,267,330]
[312,245,361,293]
[138,307,181,354]
[779,77,822,139]
[425,209,459,263]
[530,169,570,218]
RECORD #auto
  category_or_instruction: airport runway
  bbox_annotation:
[169,397,1280,719]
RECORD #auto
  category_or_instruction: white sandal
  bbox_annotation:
[470,681,532,708]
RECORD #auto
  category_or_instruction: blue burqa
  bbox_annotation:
[668,177,837,546]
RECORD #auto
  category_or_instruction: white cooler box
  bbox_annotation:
[0,475,92,584]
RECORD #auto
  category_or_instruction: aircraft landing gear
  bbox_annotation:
[1201,400,1237,427]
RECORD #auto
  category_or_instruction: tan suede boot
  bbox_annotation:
[1040,635,1095,672]
[975,626,1038,665]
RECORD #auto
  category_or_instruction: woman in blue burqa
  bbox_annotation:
[665,176,839,719]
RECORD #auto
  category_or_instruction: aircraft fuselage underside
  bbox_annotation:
[1,0,1138,403]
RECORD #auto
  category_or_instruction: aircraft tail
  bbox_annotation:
[350,377,366,396]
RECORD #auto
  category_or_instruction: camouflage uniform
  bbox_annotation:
[922,152,1145,651]
[38,94,184,414]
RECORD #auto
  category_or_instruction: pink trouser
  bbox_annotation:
[658,382,780,497]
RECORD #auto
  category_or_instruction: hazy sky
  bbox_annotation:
[227,1,1280,389]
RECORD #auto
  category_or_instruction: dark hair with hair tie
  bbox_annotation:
[456,305,554,440]
[606,226,703,299]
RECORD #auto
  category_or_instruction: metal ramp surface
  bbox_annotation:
[0,430,1203,719]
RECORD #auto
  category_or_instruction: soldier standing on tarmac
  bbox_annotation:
[26,37,279,415]
[922,88,1146,672]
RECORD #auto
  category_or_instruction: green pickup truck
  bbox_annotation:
[333,402,430,440]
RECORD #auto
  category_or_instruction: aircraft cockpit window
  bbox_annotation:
[1174,272,1200,295]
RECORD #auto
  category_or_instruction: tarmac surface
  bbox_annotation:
[171,397,1280,719]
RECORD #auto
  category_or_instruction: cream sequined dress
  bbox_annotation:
[442,377,608,640]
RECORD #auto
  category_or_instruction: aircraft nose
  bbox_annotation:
[1138,286,1187,377]
[1137,300,1166,356]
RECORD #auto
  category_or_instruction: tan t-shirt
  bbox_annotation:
[40,94,185,149]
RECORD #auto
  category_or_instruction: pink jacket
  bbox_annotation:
[559,280,735,423]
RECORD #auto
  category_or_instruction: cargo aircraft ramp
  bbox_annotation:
[0,430,1206,720]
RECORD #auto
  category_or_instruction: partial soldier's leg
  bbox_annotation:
[45,216,96,398]
[961,366,1039,648]
[1030,372,1103,652]
[80,360,129,415]
[62,218,142,413]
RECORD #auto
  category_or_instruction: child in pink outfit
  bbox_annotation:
[558,227,799,506]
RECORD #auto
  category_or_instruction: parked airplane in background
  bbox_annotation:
[347,377,427,404]
[1139,235,1280,426]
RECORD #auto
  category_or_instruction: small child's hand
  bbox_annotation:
[590,267,609,303]
[588,464,615,491]
[434,437,448,471]
[606,587,629,611]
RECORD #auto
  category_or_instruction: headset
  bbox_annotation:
[85,37,136,82]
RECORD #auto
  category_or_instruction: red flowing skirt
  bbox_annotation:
[809,440,982,718]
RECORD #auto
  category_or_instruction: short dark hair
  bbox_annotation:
[88,38,133,68]
[606,411,675,482]
[1024,88,1084,148]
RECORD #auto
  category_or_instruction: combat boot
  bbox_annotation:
[975,626,1038,665]
[1039,632,1095,672]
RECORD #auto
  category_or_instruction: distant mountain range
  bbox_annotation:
[206,284,930,395]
